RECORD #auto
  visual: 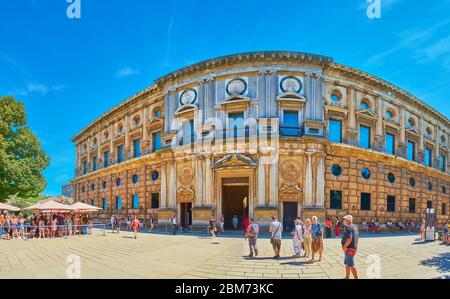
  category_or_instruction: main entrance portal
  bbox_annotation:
[222,178,249,229]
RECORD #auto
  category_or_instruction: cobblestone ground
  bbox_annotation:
[0,229,448,279]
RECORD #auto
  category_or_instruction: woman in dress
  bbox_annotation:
[39,216,45,238]
[51,215,58,238]
[324,217,333,239]
[17,214,25,239]
[291,219,303,258]
[219,214,225,234]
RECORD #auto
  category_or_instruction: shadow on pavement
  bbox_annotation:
[420,252,450,273]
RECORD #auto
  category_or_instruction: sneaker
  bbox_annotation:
[248,253,253,258]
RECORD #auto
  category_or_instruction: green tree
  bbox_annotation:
[0,96,50,202]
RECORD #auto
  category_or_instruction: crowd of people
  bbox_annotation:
[0,212,95,240]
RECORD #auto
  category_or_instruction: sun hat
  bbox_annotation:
[343,215,353,221]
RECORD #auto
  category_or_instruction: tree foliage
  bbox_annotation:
[0,96,50,202]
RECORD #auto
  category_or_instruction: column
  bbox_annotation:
[195,157,203,206]
[257,161,266,206]
[315,153,325,208]
[143,106,149,152]
[399,106,406,157]
[124,114,130,159]
[96,132,101,167]
[304,153,313,207]
[269,161,278,206]
[418,116,425,163]
[160,161,167,208]
[168,161,176,208]
[109,124,114,164]
[348,87,356,130]
[434,124,440,168]
[204,155,213,206]
[375,97,384,150]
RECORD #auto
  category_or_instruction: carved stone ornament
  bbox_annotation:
[212,153,258,169]
[178,166,194,186]
[281,160,301,182]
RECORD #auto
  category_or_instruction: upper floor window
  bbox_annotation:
[441,135,447,143]
[385,133,395,155]
[118,124,124,135]
[440,154,447,172]
[104,151,110,168]
[329,119,342,143]
[116,196,122,210]
[180,119,195,145]
[360,125,371,149]
[151,193,160,209]
[425,148,432,167]
[133,139,141,158]
[117,145,124,163]
[409,198,416,213]
[407,141,416,161]
[92,156,97,171]
[132,194,139,209]
[281,111,299,136]
[103,198,107,210]
[360,100,369,110]
[330,90,341,102]
[153,132,161,152]
[154,109,162,118]
[228,113,245,138]
[386,110,393,120]
[133,115,141,126]
[82,160,87,175]
[407,118,415,128]
[426,127,433,137]
[387,196,396,212]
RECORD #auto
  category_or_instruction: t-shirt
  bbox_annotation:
[341,223,359,250]
[247,223,259,237]
[171,217,177,225]
[270,221,283,240]
[311,223,322,238]
[294,224,303,238]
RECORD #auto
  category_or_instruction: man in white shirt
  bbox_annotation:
[110,215,115,233]
[171,213,177,235]
[269,216,283,258]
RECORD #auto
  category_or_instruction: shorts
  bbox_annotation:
[344,253,355,267]
[271,239,281,250]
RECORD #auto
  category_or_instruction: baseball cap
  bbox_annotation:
[343,215,353,221]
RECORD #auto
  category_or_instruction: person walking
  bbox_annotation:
[126,215,131,231]
[342,215,359,279]
[209,215,217,237]
[232,215,239,230]
[324,217,333,239]
[171,213,177,235]
[246,218,259,257]
[132,216,140,239]
[219,214,225,234]
[269,216,283,259]
[310,216,323,263]
[334,217,340,238]
[292,219,303,258]
[114,215,120,234]
[110,214,115,233]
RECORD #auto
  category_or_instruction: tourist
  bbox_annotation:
[303,218,312,258]
[149,217,154,232]
[269,216,283,259]
[114,215,120,233]
[0,214,4,239]
[39,216,45,238]
[292,219,303,258]
[342,215,359,279]
[310,216,323,263]
[324,217,333,239]
[243,215,249,231]
[126,214,131,231]
[232,215,239,230]
[132,216,140,239]
[10,214,18,239]
[362,219,369,233]
[110,214,115,233]
[335,217,340,238]
[420,219,426,240]
[66,215,72,236]
[442,222,448,244]
[3,215,10,240]
[209,215,217,237]
[51,215,58,238]
[245,218,259,258]
[171,213,177,235]
[17,214,25,239]
[219,214,225,234]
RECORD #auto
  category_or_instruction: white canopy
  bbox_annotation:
[0,202,21,212]
[70,202,101,212]
[25,200,75,211]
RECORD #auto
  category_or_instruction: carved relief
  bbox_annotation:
[178,166,194,186]
[281,160,301,183]
[279,183,303,201]
[177,186,195,202]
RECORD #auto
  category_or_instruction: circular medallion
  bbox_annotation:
[151,171,159,181]
[361,168,371,180]
[178,167,194,186]
[387,173,395,183]
[280,76,302,93]
[331,164,342,177]
[409,177,416,188]
[281,161,300,182]
[180,88,197,106]
[226,78,247,96]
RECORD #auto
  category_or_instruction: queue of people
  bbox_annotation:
[0,212,94,240]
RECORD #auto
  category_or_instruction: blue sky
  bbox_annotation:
[1,0,450,196]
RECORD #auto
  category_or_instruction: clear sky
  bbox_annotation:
[1,0,450,196]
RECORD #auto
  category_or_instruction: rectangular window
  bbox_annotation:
[104,151,109,168]
[360,126,371,149]
[92,156,97,171]
[427,201,433,209]
[387,195,396,212]
[425,148,432,167]
[152,132,161,152]
[82,160,87,175]
[229,113,245,138]
[103,198,107,210]
[281,111,299,136]
[442,203,447,215]
[330,190,342,210]
[440,155,447,172]
[132,194,139,209]
[329,119,342,143]
[361,193,371,211]
[407,141,415,161]
[116,196,122,210]
[91,199,95,206]
[151,193,160,209]
[181,120,195,145]
[133,139,141,158]
[409,198,416,213]
[385,133,395,155]
[117,145,124,163]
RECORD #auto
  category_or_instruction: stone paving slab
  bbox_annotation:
[0,230,448,279]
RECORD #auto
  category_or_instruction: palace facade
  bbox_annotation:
[71,51,450,229]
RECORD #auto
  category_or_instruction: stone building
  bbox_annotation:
[71,51,449,229]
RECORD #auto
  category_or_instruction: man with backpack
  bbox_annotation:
[245,218,260,258]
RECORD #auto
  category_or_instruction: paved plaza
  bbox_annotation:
[0,229,448,279]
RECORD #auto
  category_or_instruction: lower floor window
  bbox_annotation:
[330,190,342,209]
[116,196,122,210]
[361,193,371,211]
[409,198,416,213]
[442,203,447,215]
[103,198,107,210]
[387,196,395,212]
[133,194,139,209]
[151,193,160,209]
